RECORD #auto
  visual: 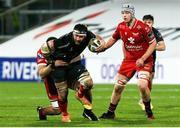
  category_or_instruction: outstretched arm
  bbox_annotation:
[104,37,117,50]
[95,37,117,52]
[38,64,54,78]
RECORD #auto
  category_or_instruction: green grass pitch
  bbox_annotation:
[0,82,180,127]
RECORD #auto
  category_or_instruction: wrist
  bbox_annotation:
[49,63,55,69]
[140,57,145,61]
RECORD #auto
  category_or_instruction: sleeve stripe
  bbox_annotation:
[149,38,155,44]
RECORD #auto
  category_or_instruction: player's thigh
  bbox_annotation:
[52,67,67,82]
[67,62,89,81]
[44,75,58,97]
[67,63,93,89]
[118,60,136,79]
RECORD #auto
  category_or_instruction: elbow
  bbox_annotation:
[161,48,166,51]
[159,45,166,51]
[162,45,166,51]
[38,69,47,79]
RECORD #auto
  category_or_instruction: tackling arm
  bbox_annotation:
[38,64,54,78]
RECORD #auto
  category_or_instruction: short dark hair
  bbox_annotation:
[46,37,57,42]
[73,24,87,35]
[142,14,154,22]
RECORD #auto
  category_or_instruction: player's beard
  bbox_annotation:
[75,41,81,45]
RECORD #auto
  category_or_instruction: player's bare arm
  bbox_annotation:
[156,41,166,51]
[105,37,117,49]
[38,64,54,78]
[136,40,156,67]
[95,37,116,52]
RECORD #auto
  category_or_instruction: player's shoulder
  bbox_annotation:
[87,31,96,38]
[152,27,163,40]
[37,48,44,56]
[57,32,72,41]
[116,21,126,30]
[37,48,41,54]
[136,19,151,32]
[136,19,147,28]
[152,27,160,34]
[37,48,44,58]
[55,32,72,46]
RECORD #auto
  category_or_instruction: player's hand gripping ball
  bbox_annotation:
[88,38,101,52]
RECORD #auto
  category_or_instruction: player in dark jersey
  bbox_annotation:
[40,24,104,122]
[138,14,166,110]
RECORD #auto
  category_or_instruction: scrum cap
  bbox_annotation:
[41,37,57,54]
[41,43,50,54]
[46,36,57,42]
[122,3,135,16]
[73,24,87,36]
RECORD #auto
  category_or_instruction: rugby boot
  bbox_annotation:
[61,114,71,122]
[37,106,47,120]
[99,111,115,119]
[143,100,155,120]
[145,108,155,120]
[83,109,99,121]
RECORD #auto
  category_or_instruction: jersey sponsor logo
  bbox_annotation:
[128,37,135,44]
[125,44,143,51]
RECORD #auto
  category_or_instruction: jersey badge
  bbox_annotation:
[128,37,135,44]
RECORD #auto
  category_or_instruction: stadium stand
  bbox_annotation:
[0,0,107,44]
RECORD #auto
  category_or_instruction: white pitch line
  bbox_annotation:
[2,95,180,100]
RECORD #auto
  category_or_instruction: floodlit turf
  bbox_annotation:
[0,82,180,127]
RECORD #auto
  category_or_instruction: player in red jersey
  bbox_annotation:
[138,14,166,110]
[36,37,61,120]
[97,3,156,120]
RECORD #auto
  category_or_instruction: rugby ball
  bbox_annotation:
[88,38,101,52]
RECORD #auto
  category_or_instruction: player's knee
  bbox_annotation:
[55,81,68,101]
[137,71,150,89]
[55,81,67,90]
[114,79,127,93]
[78,72,93,89]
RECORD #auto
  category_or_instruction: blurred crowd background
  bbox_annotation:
[0,0,108,43]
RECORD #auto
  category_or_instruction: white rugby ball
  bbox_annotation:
[88,38,101,52]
